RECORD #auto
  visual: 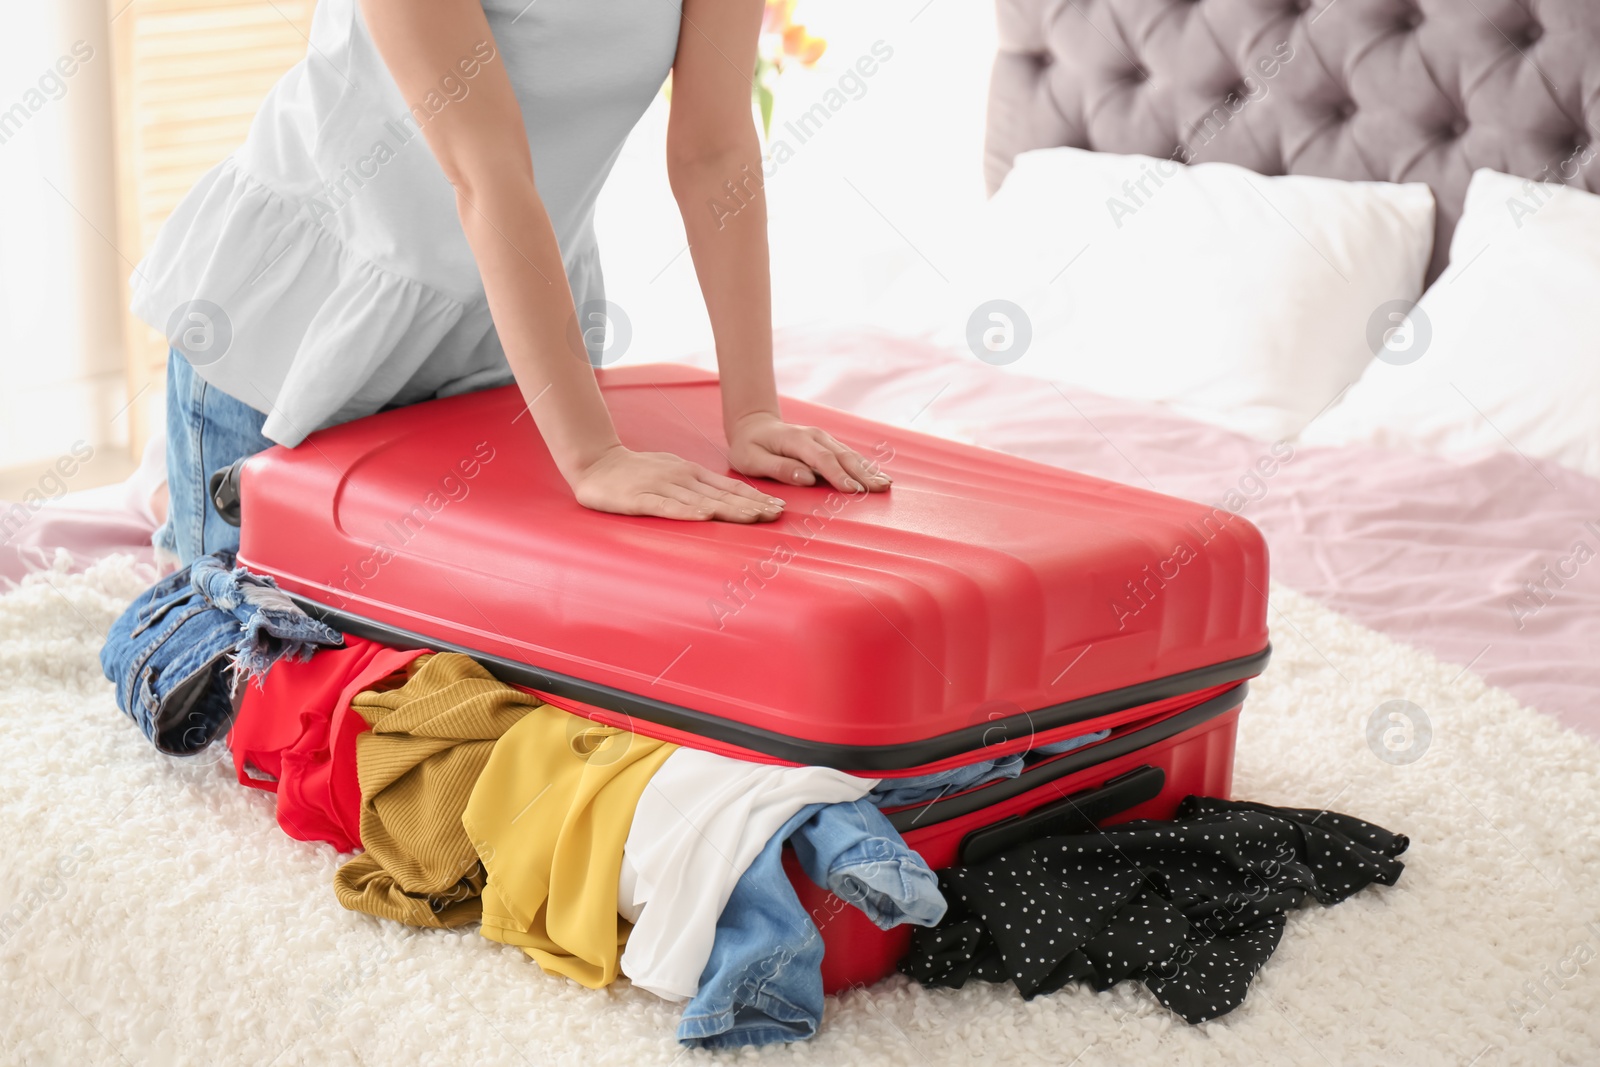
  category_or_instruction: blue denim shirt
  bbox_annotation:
[100,551,342,755]
[678,799,946,1049]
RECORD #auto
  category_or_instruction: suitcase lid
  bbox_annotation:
[238,364,1270,771]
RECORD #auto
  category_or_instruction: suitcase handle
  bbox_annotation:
[956,764,1165,866]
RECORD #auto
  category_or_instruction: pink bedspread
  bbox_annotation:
[757,328,1600,737]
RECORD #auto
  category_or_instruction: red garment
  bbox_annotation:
[228,635,428,852]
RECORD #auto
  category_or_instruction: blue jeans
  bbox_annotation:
[678,800,946,1049]
[154,349,272,566]
[100,550,343,754]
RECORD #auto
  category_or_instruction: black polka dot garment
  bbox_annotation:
[901,796,1408,1023]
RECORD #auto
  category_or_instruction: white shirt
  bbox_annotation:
[130,0,682,446]
[617,749,879,1001]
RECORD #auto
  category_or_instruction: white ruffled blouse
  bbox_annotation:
[130,0,682,446]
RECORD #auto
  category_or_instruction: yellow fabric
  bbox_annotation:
[462,708,677,988]
[334,653,542,928]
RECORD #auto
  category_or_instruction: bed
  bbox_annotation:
[753,0,1600,736]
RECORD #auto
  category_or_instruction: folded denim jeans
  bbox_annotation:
[678,799,945,1050]
[100,550,343,754]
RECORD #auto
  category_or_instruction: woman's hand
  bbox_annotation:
[569,444,786,522]
[726,412,892,494]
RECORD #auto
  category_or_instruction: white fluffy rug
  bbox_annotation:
[3,555,1598,1066]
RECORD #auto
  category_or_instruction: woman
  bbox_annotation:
[133,0,890,566]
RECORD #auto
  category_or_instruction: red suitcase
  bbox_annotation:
[233,363,1270,990]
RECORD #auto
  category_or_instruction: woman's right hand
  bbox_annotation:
[568,445,786,523]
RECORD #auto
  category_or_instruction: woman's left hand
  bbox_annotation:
[726,412,892,493]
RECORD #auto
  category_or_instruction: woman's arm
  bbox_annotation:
[667,0,890,495]
[359,0,783,522]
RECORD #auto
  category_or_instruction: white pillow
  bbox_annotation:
[1301,168,1600,478]
[867,147,1435,441]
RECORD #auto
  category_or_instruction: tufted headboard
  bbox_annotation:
[985,0,1600,281]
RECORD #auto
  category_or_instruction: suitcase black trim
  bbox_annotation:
[885,681,1246,833]
[288,593,1267,772]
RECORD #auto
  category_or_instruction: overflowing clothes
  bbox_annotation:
[680,799,945,1049]
[227,635,427,852]
[334,653,542,928]
[461,694,678,988]
[900,796,1408,1023]
[615,747,880,1000]
[99,549,342,754]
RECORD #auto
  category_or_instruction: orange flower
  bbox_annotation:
[781,23,826,67]
[761,0,826,71]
